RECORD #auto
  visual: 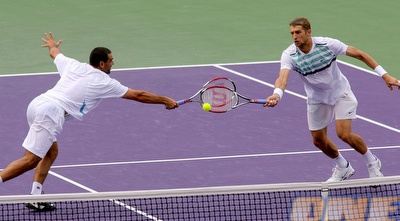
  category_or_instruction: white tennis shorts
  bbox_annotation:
[22,95,65,158]
[307,89,358,131]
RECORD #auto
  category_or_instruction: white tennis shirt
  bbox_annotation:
[42,54,128,121]
[280,37,350,105]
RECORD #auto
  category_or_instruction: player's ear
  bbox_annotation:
[98,61,105,69]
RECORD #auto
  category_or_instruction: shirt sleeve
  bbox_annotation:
[325,37,348,55]
[90,73,129,99]
[280,50,293,70]
[106,79,129,98]
[54,53,82,77]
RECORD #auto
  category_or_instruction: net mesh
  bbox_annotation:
[1,176,399,221]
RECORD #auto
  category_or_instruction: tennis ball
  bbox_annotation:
[202,103,211,112]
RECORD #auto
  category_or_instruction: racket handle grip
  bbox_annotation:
[251,99,267,104]
[177,100,188,105]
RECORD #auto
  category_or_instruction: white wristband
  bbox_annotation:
[273,88,283,99]
[374,65,387,77]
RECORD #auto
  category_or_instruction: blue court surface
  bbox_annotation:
[0,61,399,196]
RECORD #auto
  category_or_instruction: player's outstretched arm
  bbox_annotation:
[265,68,289,107]
[346,46,400,91]
[122,88,178,110]
[41,32,62,59]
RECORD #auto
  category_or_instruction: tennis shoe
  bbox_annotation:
[25,202,56,212]
[326,162,355,182]
[367,157,383,178]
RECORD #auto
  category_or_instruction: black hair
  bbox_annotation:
[89,47,112,67]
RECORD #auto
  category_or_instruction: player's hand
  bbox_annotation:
[264,94,280,107]
[164,98,179,110]
[42,32,62,59]
[382,74,400,91]
[41,32,62,49]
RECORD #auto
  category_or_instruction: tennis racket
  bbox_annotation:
[177,77,236,105]
[200,85,267,113]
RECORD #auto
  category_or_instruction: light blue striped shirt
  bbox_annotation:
[281,37,350,105]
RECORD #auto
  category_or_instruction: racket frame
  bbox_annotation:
[177,77,236,105]
[200,85,267,113]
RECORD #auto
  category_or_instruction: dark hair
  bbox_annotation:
[289,17,311,31]
[89,47,112,67]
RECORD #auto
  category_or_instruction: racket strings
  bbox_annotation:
[201,87,238,111]
[207,79,236,91]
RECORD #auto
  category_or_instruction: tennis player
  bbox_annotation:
[0,32,178,211]
[265,17,400,182]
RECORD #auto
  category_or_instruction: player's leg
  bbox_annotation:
[335,119,382,177]
[25,144,58,212]
[23,127,58,211]
[335,119,367,154]
[310,127,339,158]
[310,128,354,182]
[334,89,383,178]
[24,95,64,188]
[32,141,59,192]
[23,96,63,211]
[307,103,354,182]
[0,150,41,182]
[33,141,59,185]
[308,103,342,159]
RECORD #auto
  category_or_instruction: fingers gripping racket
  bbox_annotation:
[177,77,236,105]
[201,85,267,113]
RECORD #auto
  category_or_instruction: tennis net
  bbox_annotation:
[0,176,399,220]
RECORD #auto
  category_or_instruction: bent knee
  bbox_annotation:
[337,132,352,143]
[312,135,327,148]
[45,142,59,161]
[24,151,42,168]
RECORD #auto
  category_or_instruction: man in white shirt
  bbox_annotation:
[265,18,400,182]
[0,33,178,211]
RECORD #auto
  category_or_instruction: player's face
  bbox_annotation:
[290,25,311,52]
[101,54,114,74]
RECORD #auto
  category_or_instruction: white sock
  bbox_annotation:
[334,153,348,168]
[30,182,43,195]
[0,176,3,184]
[363,149,377,164]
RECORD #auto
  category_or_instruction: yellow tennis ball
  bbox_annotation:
[202,103,211,112]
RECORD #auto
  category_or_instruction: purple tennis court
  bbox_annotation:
[0,61,399,197]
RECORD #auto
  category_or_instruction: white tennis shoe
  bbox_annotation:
[367,157,384,178]
[326,162,355,182]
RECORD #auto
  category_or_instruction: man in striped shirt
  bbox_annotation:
[265,17,400,182]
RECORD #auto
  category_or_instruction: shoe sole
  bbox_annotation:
[25,203,56,212]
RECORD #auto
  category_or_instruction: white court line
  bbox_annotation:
[50,145,400,170]
[0,59,375,77]
[0,60,280,77]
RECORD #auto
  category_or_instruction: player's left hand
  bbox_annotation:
[382,74,400,91]
[42,32,62,48]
